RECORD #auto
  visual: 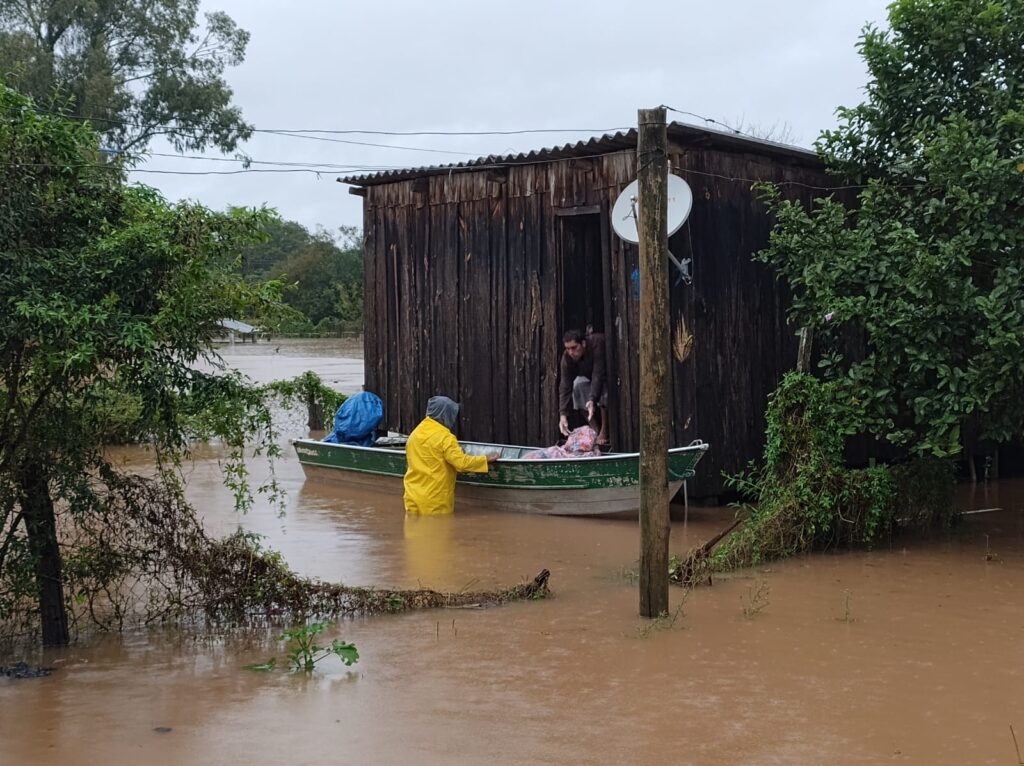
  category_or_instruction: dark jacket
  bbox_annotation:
[558,333,607,415]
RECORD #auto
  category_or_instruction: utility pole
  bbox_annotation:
[637,106,670,618]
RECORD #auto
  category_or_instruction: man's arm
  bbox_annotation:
[589,336,607,404]
[442,434,490,474]
[558,354,573,415]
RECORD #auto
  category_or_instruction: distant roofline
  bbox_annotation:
[339,121,821,187]
[217,318,257,334]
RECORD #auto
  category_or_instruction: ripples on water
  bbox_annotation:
[4,339,1024,764]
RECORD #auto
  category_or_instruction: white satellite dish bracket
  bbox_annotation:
[611,174,694,286]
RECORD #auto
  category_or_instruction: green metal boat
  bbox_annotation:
[292,438,710,516]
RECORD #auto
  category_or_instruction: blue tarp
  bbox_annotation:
[323,391,384,446]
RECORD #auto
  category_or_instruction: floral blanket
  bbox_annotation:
[523,426,600,459]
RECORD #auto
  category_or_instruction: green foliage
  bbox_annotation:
[714,374,898,569]
[0,82,282,644]
[0,83,545,648]
[757,0,1024,458]
[0,0,251,153]
[890,457,957,529]
[284,622,359,672]
[711,374,958,572]
[240,220,364,333]
[251,621,360,673]
[263,371,346,426]
[84,385,145,445]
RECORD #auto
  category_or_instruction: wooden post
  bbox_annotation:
[637,107,671,618]
[306,378,325,431]
[796,326,814,373]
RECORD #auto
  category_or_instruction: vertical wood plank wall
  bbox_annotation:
[362,145,827,497]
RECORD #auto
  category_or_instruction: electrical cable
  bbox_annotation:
[13,105,889,191]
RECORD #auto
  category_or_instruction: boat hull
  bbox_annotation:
[293,438,709,516]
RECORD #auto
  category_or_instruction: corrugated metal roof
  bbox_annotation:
[217,318,257,334]
[339,121,821,186]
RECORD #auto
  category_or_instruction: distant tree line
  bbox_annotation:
[240,219,364,335]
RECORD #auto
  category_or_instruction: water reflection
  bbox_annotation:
[403,514,456,588]
[6,342,1024,764]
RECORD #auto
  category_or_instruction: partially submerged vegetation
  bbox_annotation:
[715,374,954,570]
[3,459,551,648]
[0,83,546,651]
[674,0,1024,578]
[73,473,548,632]
[671,374,955,585]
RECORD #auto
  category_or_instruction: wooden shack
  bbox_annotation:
[343,123,834,498]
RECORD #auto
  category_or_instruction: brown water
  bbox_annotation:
[3,341,1024,765]
[200,335,365,392]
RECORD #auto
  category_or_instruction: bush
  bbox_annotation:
[712,373,953,571]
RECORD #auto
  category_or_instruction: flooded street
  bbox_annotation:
[3,340,1024,765]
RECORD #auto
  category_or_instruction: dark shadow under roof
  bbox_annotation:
[340,121,821,187]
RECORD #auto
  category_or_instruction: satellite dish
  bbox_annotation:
[611,174,693,245]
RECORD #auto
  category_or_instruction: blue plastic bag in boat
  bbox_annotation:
[323,391,383,446]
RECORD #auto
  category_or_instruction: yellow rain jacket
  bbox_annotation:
[403,417,489,515]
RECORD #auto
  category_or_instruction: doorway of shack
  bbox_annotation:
[556,211,617,439]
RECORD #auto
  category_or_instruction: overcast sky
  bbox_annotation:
[139,1,893,236]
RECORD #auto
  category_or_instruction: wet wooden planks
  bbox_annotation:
[360,142,834,497]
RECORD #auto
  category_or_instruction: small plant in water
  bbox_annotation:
[983,534,1002,563]
[836,589,855,623]
[246,621,359,673]
[740,580,771,619]
[385,594,405,613]
[637,593,689,638]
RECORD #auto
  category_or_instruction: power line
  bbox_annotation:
[6,161,364,176]
[258,130,477,156]
[15,104,847,187]
[143,150,408,171]
[36,103,812,171]
[659,103,802,146]
[37,108,630,157]
[660,104,748,136]
[262,127,632,136]
[44,108,630,138]
[134,168,338,176]
[1,157,885,193]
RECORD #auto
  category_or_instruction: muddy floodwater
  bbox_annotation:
[3,339,1024,765]
[199,335,365,392]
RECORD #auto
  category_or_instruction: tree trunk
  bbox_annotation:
[307,394,325,431]
[20,460,69,647]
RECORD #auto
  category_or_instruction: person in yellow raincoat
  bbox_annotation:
[403,396,497,515]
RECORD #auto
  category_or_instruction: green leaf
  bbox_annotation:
[331,640,360,666]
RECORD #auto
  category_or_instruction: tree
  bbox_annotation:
[0,81,277,645]
[240,219,364,331]
[0,0,251,153]
[757,0,1024,458]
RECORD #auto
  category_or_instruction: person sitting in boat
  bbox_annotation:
[403,395,498,516]
[558,329,609,450]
